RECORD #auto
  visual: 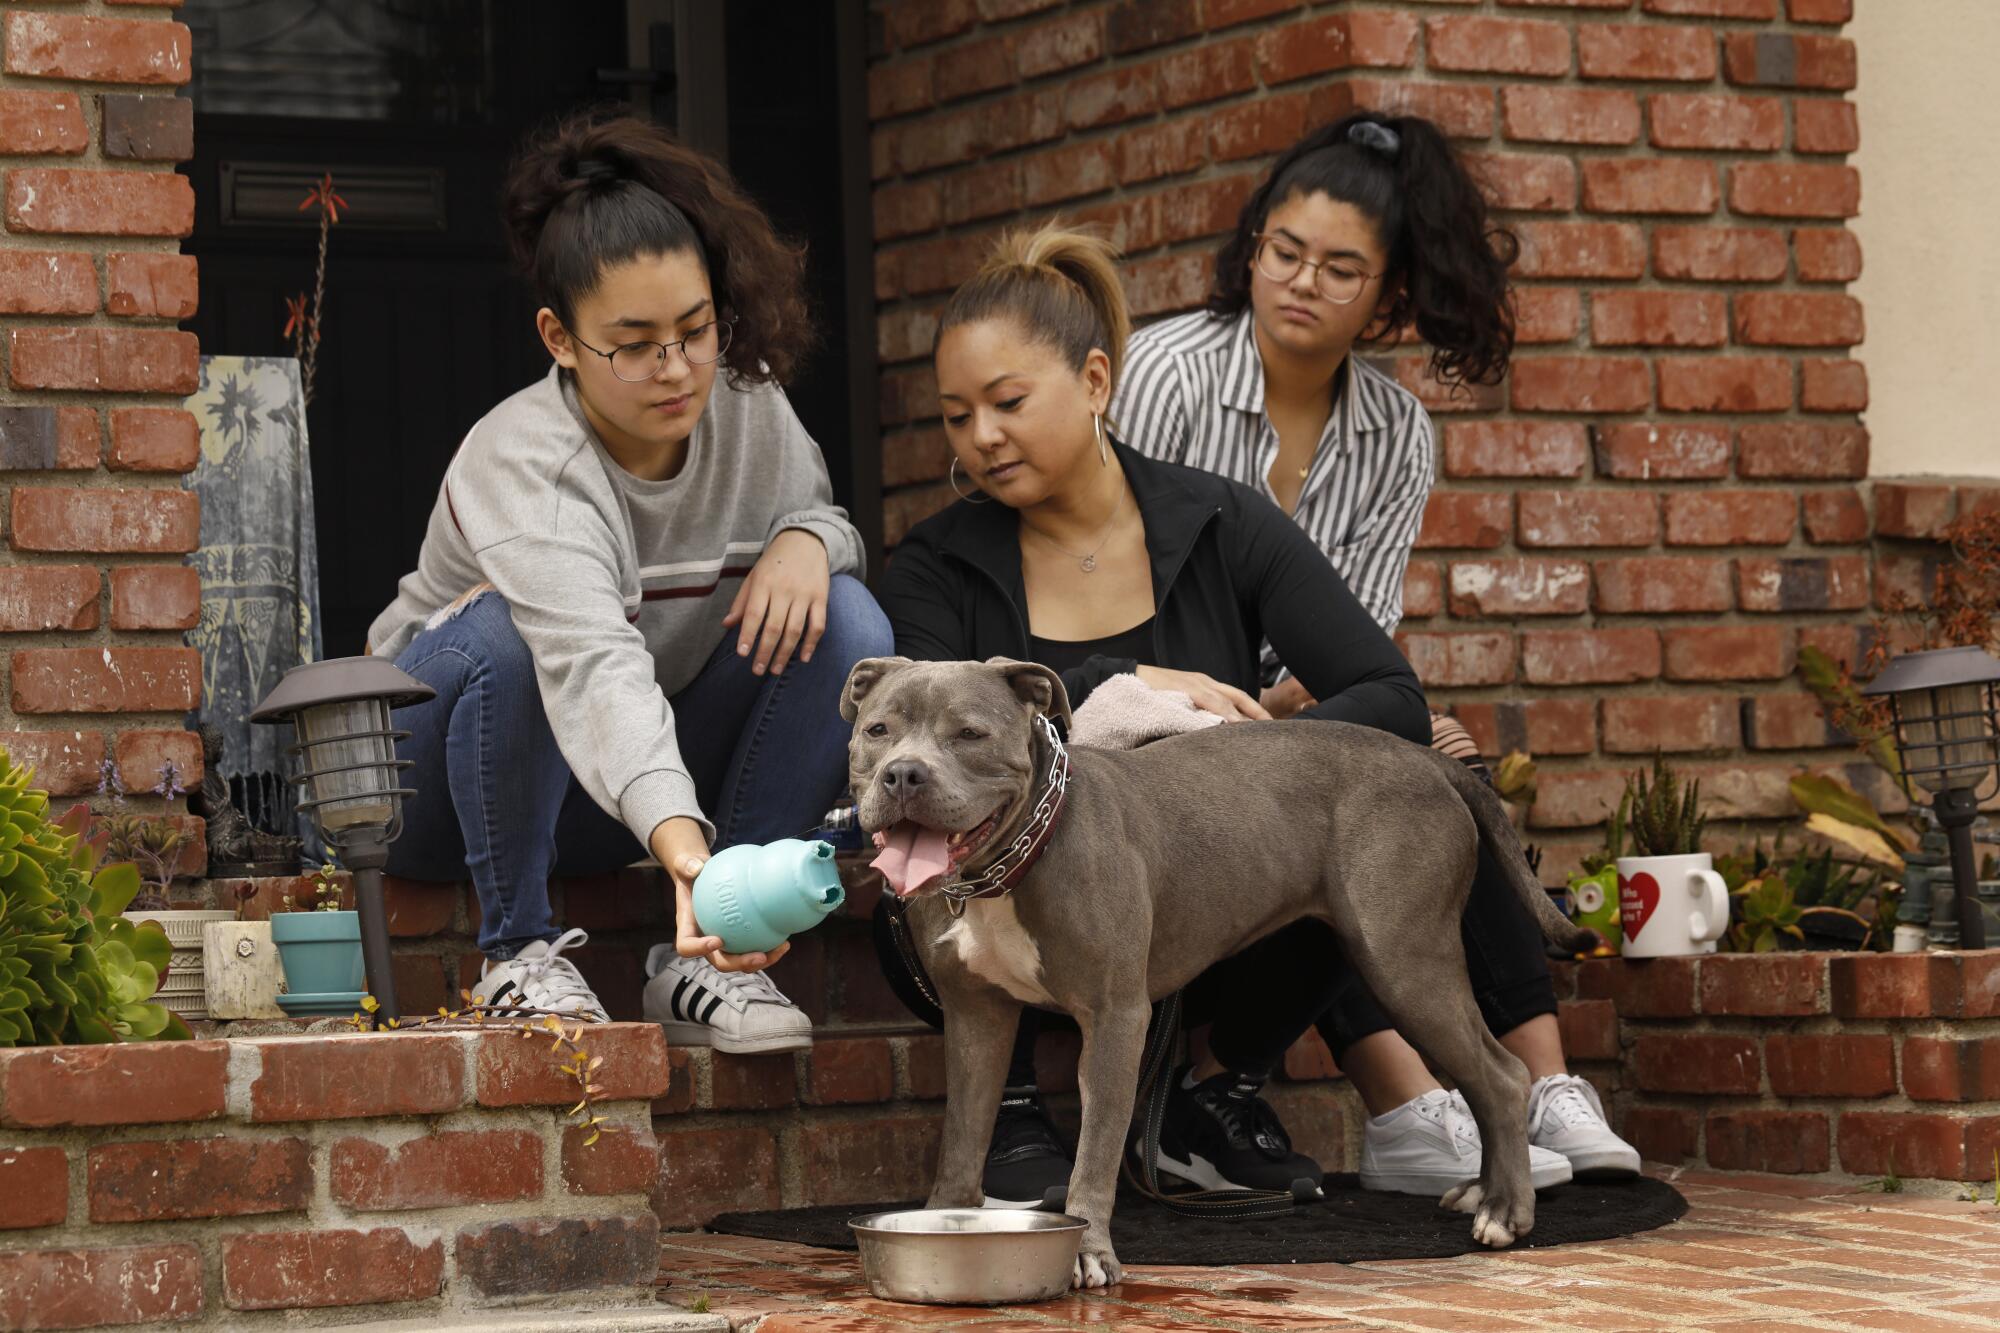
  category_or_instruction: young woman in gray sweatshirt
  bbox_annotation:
[367,114,892,1049]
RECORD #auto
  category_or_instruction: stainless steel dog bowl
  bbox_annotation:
[847,1208,1086,1305]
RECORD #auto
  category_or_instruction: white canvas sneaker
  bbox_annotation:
[1528,1074,1642,1179]
[643,945,812,1054]
[472,927,609,1022]
[1359,1088,1573,1195]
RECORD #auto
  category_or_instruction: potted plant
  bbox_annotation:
[1719,838,1881,952]
[1,746,189,1045]
[270,860,366,1016]
[98,760,234,1021]
[1616,756,1728,958]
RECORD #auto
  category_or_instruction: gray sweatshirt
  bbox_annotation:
[367,365,863,846]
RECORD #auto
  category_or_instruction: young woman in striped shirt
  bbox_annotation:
[1113,112,1639,1194]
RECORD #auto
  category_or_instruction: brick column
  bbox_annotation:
[0,3,202,870]
[869,0,1868,871]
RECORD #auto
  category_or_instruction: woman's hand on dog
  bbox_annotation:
[724,528,829,677]
[1135,665,1272,722]
[652,815,790,973]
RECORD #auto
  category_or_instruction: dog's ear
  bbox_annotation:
[984,657,1074,736]
[840,657,914,723]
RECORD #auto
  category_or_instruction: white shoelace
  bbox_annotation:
[680,954,794,1010]
[1528,1074,1606,1138]
[516,927,601,1012]
[1416,1090,1481,1160]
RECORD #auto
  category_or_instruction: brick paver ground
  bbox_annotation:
[654,1168,2000,1331]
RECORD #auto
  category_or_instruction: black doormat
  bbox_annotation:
[706,1175,1685,1266]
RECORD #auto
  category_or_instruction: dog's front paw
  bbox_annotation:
[1440,1180,1482,1214]
[1072,1245,1122,1289]
[1446,1183,1533,1248]
[1471,1203,1518,1249]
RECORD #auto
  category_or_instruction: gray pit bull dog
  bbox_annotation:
[841,657,1595,1290]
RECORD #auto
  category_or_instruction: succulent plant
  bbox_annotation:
[1578,787,1631,877]
[0,748,189,1046]
[1627,754,1707,858]
[1731,875,1804,953]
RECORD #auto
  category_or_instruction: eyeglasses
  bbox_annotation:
[569,318,733,382]
[1252,236,1379,306]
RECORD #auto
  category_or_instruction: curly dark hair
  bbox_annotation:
[503,110,814,386]
[1207,111,1518,387]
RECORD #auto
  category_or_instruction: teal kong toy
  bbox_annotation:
[691,838,846,955]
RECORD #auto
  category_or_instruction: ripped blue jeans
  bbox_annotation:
[384,576,892,958]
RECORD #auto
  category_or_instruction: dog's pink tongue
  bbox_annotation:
[870,821,953,898]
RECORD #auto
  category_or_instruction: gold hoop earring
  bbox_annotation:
[1094,412,1107,467]
[948,456,992,504]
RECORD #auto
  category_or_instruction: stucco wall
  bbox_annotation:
[1853,0,2000,479]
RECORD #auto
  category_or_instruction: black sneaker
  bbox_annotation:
[982,1085,1072,1210]
[1145,1065,1323,1199]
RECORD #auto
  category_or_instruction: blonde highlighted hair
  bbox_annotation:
[934,222,1131,408]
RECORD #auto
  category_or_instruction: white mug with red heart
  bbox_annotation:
[1617,853,1729,958]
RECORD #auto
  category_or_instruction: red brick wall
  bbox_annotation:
[1557,951,2000,1183]
[0,1026,667,1326]
[0,3,202,864]
[868,0,1878,873]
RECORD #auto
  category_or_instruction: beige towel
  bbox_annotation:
[1068,670,1226,751]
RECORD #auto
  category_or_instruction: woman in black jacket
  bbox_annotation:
[871,223,1521,1210]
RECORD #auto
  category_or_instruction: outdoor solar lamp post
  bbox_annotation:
[1862,645,2000,951]
[252,658,435,1023]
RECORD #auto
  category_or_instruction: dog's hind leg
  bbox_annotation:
[1346,937,1536,1248]
[1067,998,1149,1289]
[927,984,1021,1211]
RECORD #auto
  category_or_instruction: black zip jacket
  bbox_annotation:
[877,439,1432,746]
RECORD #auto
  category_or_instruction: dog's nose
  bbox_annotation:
[880,758,930,795]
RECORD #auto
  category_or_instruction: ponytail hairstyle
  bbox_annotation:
[934,222,1131,417]
[1208,111,1518,387]
[503,110,814,386]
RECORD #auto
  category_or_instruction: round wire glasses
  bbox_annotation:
[1253,236,1379,306]
[570,318,734,381]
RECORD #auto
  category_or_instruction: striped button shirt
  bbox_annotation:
[1112,309,1436,658]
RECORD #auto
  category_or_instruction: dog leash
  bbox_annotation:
[1120,989,1302,1219]
[882,893,943,1012]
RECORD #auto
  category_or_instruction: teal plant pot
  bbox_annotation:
[271,909,366,998]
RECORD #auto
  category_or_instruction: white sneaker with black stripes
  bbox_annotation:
[642,945,813,1054]
[472,927,610,1022]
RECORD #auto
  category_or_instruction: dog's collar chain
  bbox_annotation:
[939,713,1071,917]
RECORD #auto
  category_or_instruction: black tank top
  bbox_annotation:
[1027,617,1156,676]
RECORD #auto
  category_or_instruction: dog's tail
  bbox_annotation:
[1439,758,1599,955]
